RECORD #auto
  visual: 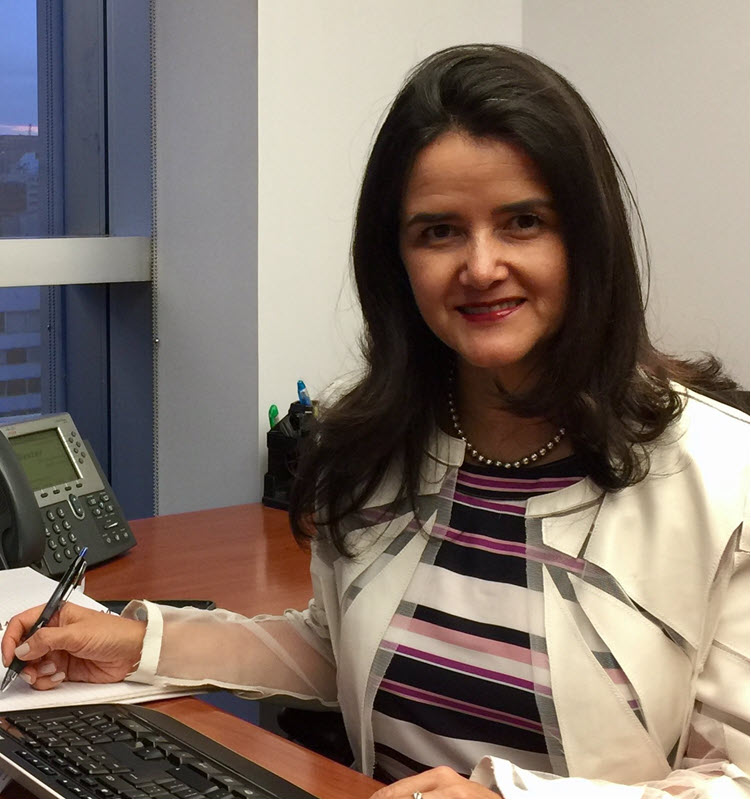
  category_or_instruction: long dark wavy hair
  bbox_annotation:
[289,44,741,554]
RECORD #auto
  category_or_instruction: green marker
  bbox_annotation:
[268,404,279,429]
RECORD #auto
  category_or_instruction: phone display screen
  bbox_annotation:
[8,428,79,491]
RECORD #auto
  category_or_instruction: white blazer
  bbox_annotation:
[305,388,749,795]
[129,388,748,797]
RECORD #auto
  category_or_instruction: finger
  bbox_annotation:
[37,660,58,677]
[2,604,47,666]
[370,767,469,799]
[18,665,66,691]
[30,670,66,691]
[371,777,432,798]
[10,624,79,662]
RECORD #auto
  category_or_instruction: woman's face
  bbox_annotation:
[399,131,568,391]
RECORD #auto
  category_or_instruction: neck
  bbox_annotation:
[451,365,572,466]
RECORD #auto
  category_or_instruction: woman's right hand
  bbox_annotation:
[1,603,146,690]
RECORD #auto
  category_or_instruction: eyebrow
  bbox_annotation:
[403,197,554,227]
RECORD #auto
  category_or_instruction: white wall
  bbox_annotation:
[153,0,748,514]
[523,0,749,386]
[257,0,523,476]
[153,0,258,514]
[154,0,522,512]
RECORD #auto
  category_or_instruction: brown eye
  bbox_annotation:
[515,214,540,229]
[427,223,455,239]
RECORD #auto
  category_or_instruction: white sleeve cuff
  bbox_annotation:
[121,599,164,684]
[471,757,644,799]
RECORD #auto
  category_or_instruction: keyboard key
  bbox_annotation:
[192,759,224,778]
[143,732,169,746]
[119,719,154,737]
[216,774,244,790]
[172,786,201,798]
[37,733,64,746]
[134,746,164,760]
[9,716,35,729]
[80,760,110,775]
[100,757,131,774]
[168,749,198,766]
[98,773,147,796]
[79,744,106,760]
[168,765,214,793]
[100,723,123,735]
[18,750,42,767]
[58,777,85,796]
[123,772,161,787]
[21,723,44,734]
[154,776,180,787]
[80,714,107,725]
[132,782,163,795]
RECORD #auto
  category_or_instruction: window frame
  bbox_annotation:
[0,0,154,517]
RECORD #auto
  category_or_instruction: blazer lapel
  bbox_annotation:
[543,568,673,782]
[335,509,435,772]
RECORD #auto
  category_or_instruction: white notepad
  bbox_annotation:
[0,567,189,713]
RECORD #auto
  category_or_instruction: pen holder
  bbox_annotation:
[262,402,314,511]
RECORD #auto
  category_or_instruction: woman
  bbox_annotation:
[3,45,748,799]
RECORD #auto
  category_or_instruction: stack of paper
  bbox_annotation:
[0,567,189,713]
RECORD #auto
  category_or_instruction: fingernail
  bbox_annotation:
[50,672,65,683]
[38,662,57,676]
[20,672,33,684]
[15,642,30,658]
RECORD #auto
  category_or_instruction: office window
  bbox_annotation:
[0,1,48,419]
[0,2,42,237]
[0,0,153,517]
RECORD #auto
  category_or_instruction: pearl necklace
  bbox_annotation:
[448,391,566,469]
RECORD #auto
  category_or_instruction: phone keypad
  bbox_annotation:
[89,491,131,546]
[43,491,131,570]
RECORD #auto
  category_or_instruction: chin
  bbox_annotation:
[458,350,530,371]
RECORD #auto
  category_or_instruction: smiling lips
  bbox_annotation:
[457,298,525,322]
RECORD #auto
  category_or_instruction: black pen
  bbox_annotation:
[1,546,88,692]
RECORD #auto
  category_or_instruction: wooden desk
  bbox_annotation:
[7,504,381,799]
[86,504,314,618]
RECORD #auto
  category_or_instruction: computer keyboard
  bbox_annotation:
[0,704,314,799]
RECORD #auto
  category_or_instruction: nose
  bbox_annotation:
[459,232,509,289]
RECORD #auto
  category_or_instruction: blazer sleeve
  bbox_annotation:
[119,540,340,707]
[470,525,750,799]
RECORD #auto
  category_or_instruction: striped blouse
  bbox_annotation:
[371,455,643,783]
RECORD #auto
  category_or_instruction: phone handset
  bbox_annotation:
[0,431,46,569]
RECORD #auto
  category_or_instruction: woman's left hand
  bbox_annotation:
[370,766,502,798]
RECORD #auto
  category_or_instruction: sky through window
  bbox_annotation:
[0,1,38,135]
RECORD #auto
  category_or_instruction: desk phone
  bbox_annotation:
[0,413,135,577]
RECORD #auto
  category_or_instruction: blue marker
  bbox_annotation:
[297,380,312,406]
